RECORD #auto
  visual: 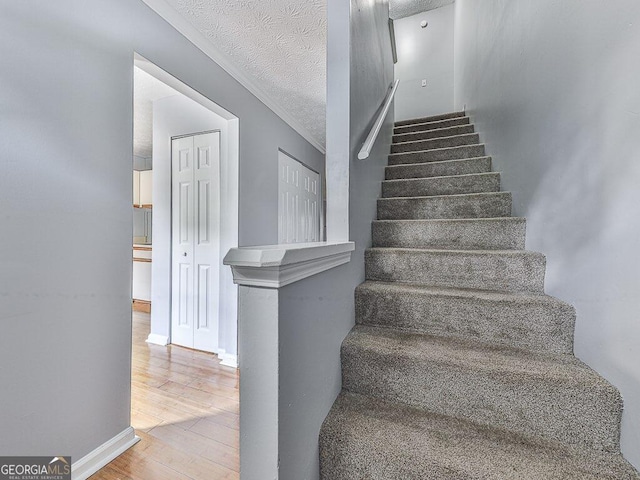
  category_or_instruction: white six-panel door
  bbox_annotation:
[278,150,321,244]
[171,132,220,353]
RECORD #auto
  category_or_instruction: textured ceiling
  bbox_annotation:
[165,0,327,145]
[390,0,455,19]
[141,0,450,151]
[134,67,179,158]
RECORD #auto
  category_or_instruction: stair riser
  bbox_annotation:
[342,344,622,452]
[395,111,465,127]
[371,218,526,250]
[365,249,546,293]
[386,157,492,180]
[355,283,575,354]
[389,145,486,165]
[393,124,475,143]
[394,116,470,135]
[382,173,500,198]
[392,133,480,154]
[378,193,512,220]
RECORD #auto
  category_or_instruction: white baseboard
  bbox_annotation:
[219,350,238,368]
[146,333,169,346]
[72,426,140,480]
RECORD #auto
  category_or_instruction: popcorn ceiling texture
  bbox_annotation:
[156,1,454,147]
[168,0,327,145]
[134,67,179,158]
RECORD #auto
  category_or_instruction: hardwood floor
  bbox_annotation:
[90,312,239,480]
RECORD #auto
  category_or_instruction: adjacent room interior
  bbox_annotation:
[92,59,241,479]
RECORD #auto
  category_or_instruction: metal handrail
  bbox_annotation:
[358,79,399,160]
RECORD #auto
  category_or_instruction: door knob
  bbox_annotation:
[183,252,187,257]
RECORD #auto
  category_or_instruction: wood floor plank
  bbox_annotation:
[189,418,239,447]
[90,312,239,480]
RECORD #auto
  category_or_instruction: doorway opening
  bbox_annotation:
[133,54,239,365]
[117,54,240,478]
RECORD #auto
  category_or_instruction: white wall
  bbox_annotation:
[394,5,455,120]
[152,94,238,364]
[454,0,640,469]
[0,0,322,463]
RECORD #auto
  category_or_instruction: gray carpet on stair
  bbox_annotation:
[372,217,526,250]
[388,144,486,165]
[319,111,640,479]
[377,191,512,220]
[320,392,639,480]
[355,281,574,354]
[382,172,501,197]
[385,156,492,180]
[342,325,622,452]
[394,116,470,135]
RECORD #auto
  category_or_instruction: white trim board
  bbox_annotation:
[139,0,326,154]
[72,427,139,480]
[218,349,239,368]
[146,333,169,346]
[224,242,355,288]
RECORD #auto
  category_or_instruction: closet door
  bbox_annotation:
[192,132,220,352]
[278,151,321,243]
[170,132,220,352]
[171,136,196,349]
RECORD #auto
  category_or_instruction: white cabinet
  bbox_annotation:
[133,170,153,206]
[133,207,152,244]
[139,170,153,205]
[133,246,152,302]
[133,170,140,206]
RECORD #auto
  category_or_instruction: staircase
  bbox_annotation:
[319,111,640,479]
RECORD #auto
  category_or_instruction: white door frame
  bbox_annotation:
[135,53,239,368]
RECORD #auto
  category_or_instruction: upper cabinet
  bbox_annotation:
[133,170,153,207]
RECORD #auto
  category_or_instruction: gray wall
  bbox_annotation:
[0,0,322,462]
[277,0,394,478]
[394,5,455,120]
[454,0,640,469]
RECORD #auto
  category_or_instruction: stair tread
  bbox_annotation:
[378,190,508,201]
[383,171,500,183]
[356,280,574,354]
[373,216,525,224]
[377,191,512,221]
[321,392,639,480]
[382,172,501,198]
[386,155,491,169]
[395,111,466,126]
[372,217,526,250]
[389,145,487,166]
[393,124,474,142]
[389,143,485,160]
[392,133,480,154]
[345,325,609,387]
[394,116,470,134]
[357,280,563,305]
[366,247,545,293]
[393,132,479,147]
[367,246,542,256]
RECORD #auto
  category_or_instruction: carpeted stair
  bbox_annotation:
[319,111,640,479]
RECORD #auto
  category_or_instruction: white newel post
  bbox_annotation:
[223,242,355,480]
